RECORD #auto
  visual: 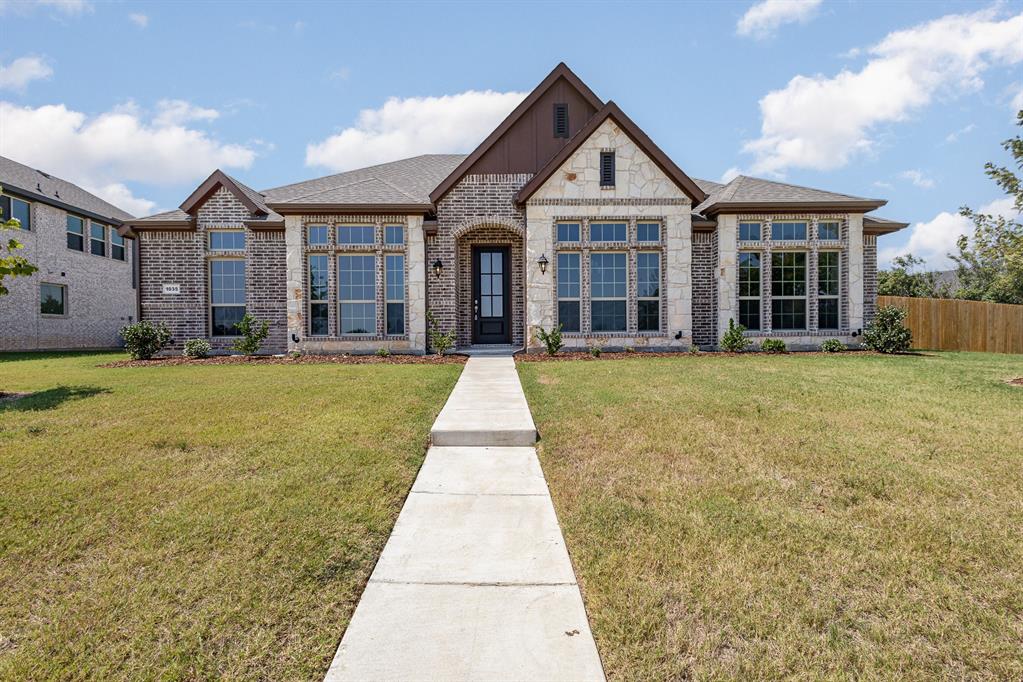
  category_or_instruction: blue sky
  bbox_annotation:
[1,0,1021,268]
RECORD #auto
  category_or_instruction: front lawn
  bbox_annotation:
[519,352,1023,680]
[0,352,460,680]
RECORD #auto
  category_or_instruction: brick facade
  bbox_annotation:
[454,225,525,347]
[692,231,717,347]
[864,234,878,326]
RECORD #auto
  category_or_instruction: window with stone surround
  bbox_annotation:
[818,251,840,330]
[556,222,580,243]
[385,254,405,335]
[384,225,404,246]
[590,252,627,332]
[308,255,329,336]
[738,252,761,330]
[818,221,840,241]
[771,221,808,241]
[771,252,807,330]
[739,221,761,241]
[66,215,85,251]
[556,252,580,332]
[210,259,246,336]
[307,225,328,246]
[209,230,245,251]
[589,221,626,243]
[337,225,374,245]
[637,222,660,243]
[637,252,660,331]
[338,254,376,334]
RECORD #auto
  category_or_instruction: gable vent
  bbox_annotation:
[553,103,569,138]
[599,151,615,187]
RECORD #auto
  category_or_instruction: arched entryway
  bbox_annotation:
[452,219,525,348]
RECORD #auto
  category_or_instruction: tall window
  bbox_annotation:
[90,222,106,256]
[209,230,245,251]
[599,151,615,187]
[385,254,405,335]
[384,225,404,246]
[1,195,31,230]
[739,221,761,241]
[338,254,375,334]
[637,222,660,243]
[338,225,375,245]
[738,252,761,330]
[556,252,580,332]
[818,252,840,330]
[111,231,126,261]
[589,222,626,243]
[637,252,660,331]
[210,259,245,336]
[308,255,329,335]
[67,215,85,251]
[590,252,626,332]
[556,222,580,243]
[771,221,808,241]
[307,225,328,246]
[40,283,66,315]
[771,252,807,330]
[818,221,840,241]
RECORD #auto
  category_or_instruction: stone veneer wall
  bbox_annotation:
[863,234,877,326]
[691,231,718,347]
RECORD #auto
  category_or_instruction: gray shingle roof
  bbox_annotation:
[130,209,191,223]
[0,155,134,222]
[694,175,882,214]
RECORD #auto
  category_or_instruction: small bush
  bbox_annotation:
[231,314,270,355]
[624,346,636,353]
[820,339,846,353]
[183,338,211,358]
[375,347,391,357]
[534,324,564,356]
[761,338,787,353]
[589,345,601,358]
[688,344,700,355]
[720,318,751,353]
[862,306,912,354]
[120,320,171,360]
[289,350,302,359]
[426,309,455,356]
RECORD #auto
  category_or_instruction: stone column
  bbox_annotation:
[847,213,864,332]
[665,210,693,344]
[406,214,427,353]
[284,214,304,352]
[716,213,738,341]
[524,205,554,350]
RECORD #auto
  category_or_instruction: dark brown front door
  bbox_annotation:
[472,246,511,344]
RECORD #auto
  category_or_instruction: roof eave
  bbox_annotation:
[266,202,434,215]
[702,200,887,216]
[2,182,130,226]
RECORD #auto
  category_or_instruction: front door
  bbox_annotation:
[472,246,511,344]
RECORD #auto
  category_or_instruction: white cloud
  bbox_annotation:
[37,0,91,14]
[152,99,219,127]
[737,0,822,39]
[129,12,148,28]
[872,180,894,189]
[306,89,526,171]
[86,182,157,216]
[1010,83,1023,112]
[900,169,935,189]
[0,56,53,92]
[744,8,1023,175]
[720,166,742,183]
[945,123,976,143]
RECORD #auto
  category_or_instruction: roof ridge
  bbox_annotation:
[736,174,871,201]
[374,175,420,202]
[260,153,461,194]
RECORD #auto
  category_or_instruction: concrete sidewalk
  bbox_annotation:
[324,358,604,681]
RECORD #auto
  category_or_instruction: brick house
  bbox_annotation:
[121,64,908,354]
[1,156,137,351]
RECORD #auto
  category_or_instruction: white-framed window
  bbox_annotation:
[384,225,404,246]
[209,230,245,251]
[771,252,807,330]
[307,224,329,246]
[739,221,761,241]
[771,221,808,241]
[337,225,375,245]
[818,251,840,330]
[556,252,580,332]
[90,222,107,256]
[66,215,85,251]
[385,254,405,335]
[1,194,31,230]
[210,259,245,336]
[40,283,66,316]
[637,222,660,243]
[590,252,627,332]
[636,252,660,331]
[556,222,580,243]
[111,230,126,261]
[818,220,840,241]
[738,252,761,330]
[589,221,626,243]
[338,254,375,334]
[308,254,329,336]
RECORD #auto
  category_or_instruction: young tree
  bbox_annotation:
[1,188,38,296]
[951,110,1023,304]
[878,254,950,298]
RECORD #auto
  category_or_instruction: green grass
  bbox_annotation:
[0,352,461,680]
[519,352,1023,680]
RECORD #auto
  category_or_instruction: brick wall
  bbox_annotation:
[247,230,287,351]
[864,234,877,326]
[692,230,717,347]
[455,225,525,347]
[139,230,206,350]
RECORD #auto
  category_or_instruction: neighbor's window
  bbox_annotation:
[590,252,626,332]
[338,254,375,334]
[308,255,329,336]
[209,230,245,251]
[384,225,404,246]
[307,224,329,246]
[771,221,808,241]
[599,151,615,187]
[637,222,660,243]
[553,103,569,138]
[556,222,580,243]
[556,252,580,332]
[589,222,626,243]
[818,251,840,330]
[818,221,840,241]
[111,230,126,261]
[66,215,85,251]
[771,252,807,330]
[385,254,405,335]
[738,252,761,330]
[637,252,660,332]
[739,221,761,241]
[337,225,375,245]
[90,222,107,257]
[210,259,246,336]
[40,283,66,315]
[1,195,31,230]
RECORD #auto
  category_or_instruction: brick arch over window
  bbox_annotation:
[450,216,525,242]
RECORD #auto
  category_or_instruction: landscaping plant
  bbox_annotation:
[820,339,846,353]
[720,318,751,352]
[183,338,211,358]
[230,313,270,355]
[534,324,564,356]
[119,321,171,360]
[375,347,391,357]
[426,309,455,356]
[761,338,787,353]
[862,306,913,354]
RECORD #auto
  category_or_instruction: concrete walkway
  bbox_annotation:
[324,357,604,681]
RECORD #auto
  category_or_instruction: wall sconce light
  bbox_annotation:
[537,254,549,275]
[432,259,444,278]
[291,333,301,343]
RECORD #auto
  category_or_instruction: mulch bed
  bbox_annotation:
[101,354,467,368]
[516,350,878,362]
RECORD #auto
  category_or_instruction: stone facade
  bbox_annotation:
[0,199,136,351]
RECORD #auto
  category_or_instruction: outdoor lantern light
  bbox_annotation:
[432,259,444,278]
[537,254,549,275]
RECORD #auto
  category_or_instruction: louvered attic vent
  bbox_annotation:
[599,151,615,187]
[553,103,569,138]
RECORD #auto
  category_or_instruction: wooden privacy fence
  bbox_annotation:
[878,296,1023,354]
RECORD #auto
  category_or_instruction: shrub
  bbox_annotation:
[120,320,171,360]
[589,345,601,358]
[231,313,270,355]
[426,309,455,356]
[375,347,391,357]
[820,339,846,353]
[183,338,211,358]
[688,344,700,355]
[720,318,751,353]
[624,346,636,353]
[534,324,564,356]
[289,350,302,359]
[761,338,787,353]
[862,306,913,354]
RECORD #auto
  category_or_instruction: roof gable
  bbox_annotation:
[180,169,269,216]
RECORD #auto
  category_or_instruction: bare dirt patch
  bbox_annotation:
[1008,377,1023,386]
[102,354,467,368]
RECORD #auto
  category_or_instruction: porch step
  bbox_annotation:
[430,357,537,447]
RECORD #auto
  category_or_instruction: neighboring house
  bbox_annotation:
[0,156,137,351]
[121,64,908,354]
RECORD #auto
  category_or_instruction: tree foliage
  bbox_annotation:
[878,254,951,298]
[0,187,38,296]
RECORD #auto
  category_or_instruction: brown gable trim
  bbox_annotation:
[266,202,434,215]
[515,101,708,205]
[428,63,604,204]
[703,200,887,216]
[180,169,266,216]
[864,216,910,234]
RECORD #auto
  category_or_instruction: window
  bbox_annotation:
[556,222,580,243]
[210,260,246,336]
[338,225,375,245]
[386,254,405,335]
[66,215,84,251]
[556,252,580,332]
[590,252,626,332]
[209,230,245,251]
[637,222,660,243]
[738,252,761,330]
[818,221,840,241]
[739,221,761,241]
[771,221,807,241]
[111,231,126,261]
[308,255,329,335]
[40,283,65,315]
[589,222,626,243]
[308,224,328,246]
[338,254,375,334]
[90,222,106,256]
[599,151,615,187]
[818,251,840,330]
[384,225,404,246]
[1,195,31,230]
[553,103,569,138]
[637,252,660,331]
[771,252,807,330]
